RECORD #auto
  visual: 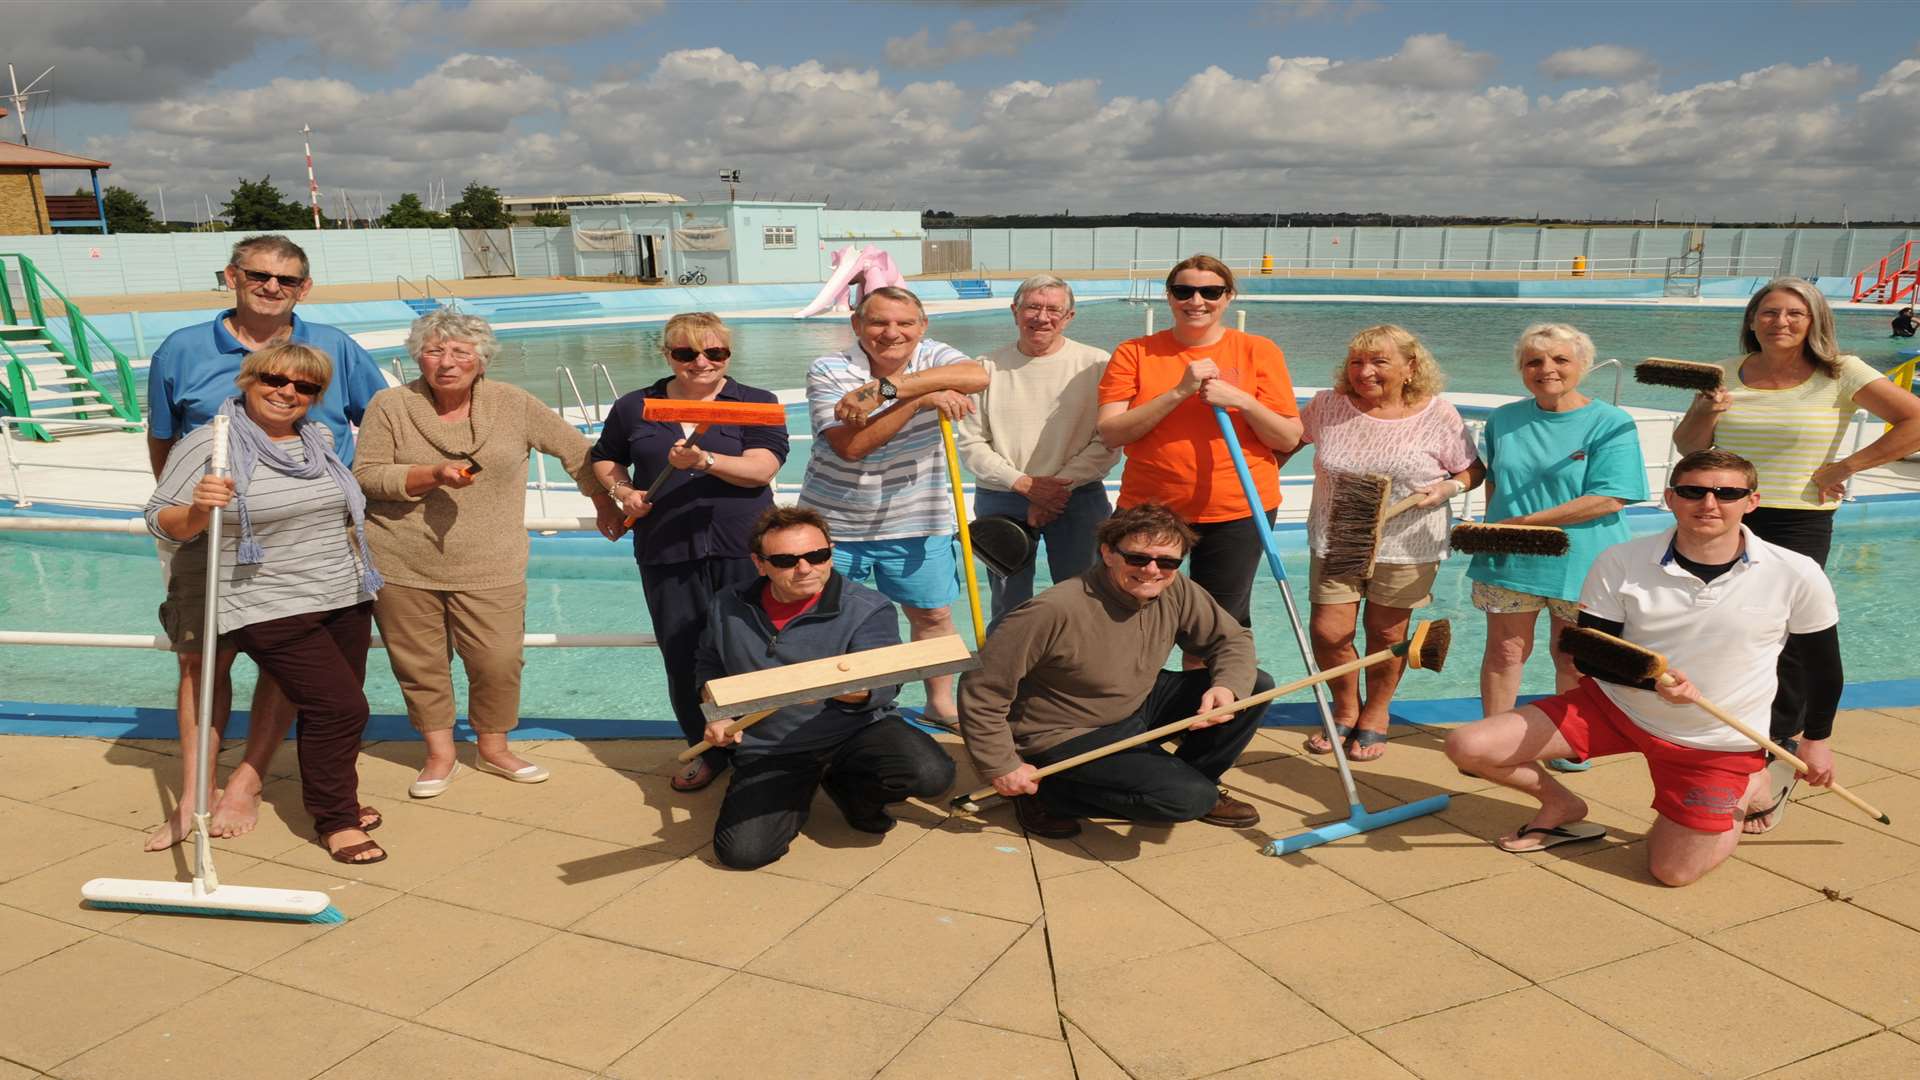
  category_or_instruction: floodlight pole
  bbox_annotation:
[302,125,322,229]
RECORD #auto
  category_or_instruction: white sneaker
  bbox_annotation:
[408,760,465,799]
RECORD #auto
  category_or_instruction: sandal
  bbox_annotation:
[358,805,383,832]
[671,756,718,793]
[1345,728,1390,762]
[1305,723,1354,755]
[318,829,388,865]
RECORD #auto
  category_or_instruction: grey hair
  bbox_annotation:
[1513,322,1594,377]
[1740,277,1840,378]
[853,285,926,321]
[405,309,500,371]
[229,234,310,279]
[1012,274,1075,314]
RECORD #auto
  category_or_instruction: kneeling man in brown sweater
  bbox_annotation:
[958,503,1271,838]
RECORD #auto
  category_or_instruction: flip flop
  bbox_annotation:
[1304,723,1354,755]
[1345,728,1390,762]
[1496,821,1607,854]
[1745,773,1798,835]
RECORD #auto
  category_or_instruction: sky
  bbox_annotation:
[5,0,1919,223]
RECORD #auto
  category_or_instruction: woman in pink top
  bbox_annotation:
[1301,325,1481,761]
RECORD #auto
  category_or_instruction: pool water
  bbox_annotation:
[5,499,1917,720]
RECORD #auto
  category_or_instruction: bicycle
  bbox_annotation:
[676,267,708,287]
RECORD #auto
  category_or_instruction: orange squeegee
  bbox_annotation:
[624,398,792,522]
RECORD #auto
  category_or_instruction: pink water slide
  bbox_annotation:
[794,244,906,318]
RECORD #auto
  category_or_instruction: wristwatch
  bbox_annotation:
[695,451,716,472]
[876,377,898,402]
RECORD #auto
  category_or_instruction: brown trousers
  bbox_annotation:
[229,602,373,837]
[374,581,527,734]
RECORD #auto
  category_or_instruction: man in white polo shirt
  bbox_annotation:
[1446,448,1842,886]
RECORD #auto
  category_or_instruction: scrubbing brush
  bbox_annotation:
[1557,626,1890,827]
[1634,358,1724,393]
[1320,472,1419,579]
[1450,522,1571,557]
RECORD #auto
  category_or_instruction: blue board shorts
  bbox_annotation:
[833,535,959,609]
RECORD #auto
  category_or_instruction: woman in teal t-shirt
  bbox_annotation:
[1468,324,1647,734]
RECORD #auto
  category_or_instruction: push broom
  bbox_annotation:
[624,398,789,524]
[1213,407,1452,855]
[82,415,345,923]
[1633,358,1725,393]
[950,619,1451,813]
[1320,472,1569,580]
[1558,626,1890,826]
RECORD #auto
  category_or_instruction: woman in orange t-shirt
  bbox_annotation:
[1096,255,1302,627]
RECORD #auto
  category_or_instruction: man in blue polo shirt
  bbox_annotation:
[141,234,387,851]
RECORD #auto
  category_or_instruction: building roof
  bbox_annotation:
[502,191,683,207]
[0,141,110,170]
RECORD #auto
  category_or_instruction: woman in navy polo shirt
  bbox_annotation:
[591,313,789,792]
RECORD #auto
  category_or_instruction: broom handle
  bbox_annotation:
[956,642,1406,807]
[939,414,987,642]
[677,708,779,763]
[1660,675,1890,825]
[645,424,710,500]
[194,414,231,892]
[1383,492,1425,522]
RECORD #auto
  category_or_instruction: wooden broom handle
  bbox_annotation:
[1659,675,1890,825]
[1383,492,1426,522]
[677,707,776,763]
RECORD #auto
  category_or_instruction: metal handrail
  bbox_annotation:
[590,363,621,422]
[0,253,140,421]
[1,415,150,506]
[395,274,422,302]
[1126,255,1784,298]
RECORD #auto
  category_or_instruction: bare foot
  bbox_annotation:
[143,794,210,852]
[1496,790,1591,851]
[208,784,262,839]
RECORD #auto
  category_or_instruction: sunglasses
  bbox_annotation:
[1167,284,1229,301]
[1670,484,1753,502]
[256,372,324,397]
[669,346,732,363]
[761,546,832,569]
[1113,548,1184,571]
[235,266,308,290]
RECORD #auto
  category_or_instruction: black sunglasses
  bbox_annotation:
[669,346,732,363]
[1113,548,1184,571]
[235,266,308,290]
[761,546,832,569]
[1671,484,1753,502]
[1168,284,1229,301]
[256,372,324,397]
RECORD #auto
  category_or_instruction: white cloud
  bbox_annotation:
[1540,44,1656,80]
[885,19,1039,69]
[1321,33,1497,90]
[455,0,666,48]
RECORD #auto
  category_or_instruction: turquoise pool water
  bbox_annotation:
[4,499,1918,720]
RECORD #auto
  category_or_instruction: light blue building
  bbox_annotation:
[567,200,922,284]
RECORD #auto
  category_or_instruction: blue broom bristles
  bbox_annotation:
[84,899,346,924]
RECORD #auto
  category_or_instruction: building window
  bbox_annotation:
[763,225,796,249]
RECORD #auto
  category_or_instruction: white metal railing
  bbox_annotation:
[2,415,151,508]
[1125,256,1784,299]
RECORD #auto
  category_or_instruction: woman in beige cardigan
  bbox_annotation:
[354,310,622,796]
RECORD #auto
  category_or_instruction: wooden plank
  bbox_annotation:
[699,635,976,721]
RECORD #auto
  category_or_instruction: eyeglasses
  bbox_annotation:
[760,546,832,568]
[669,346,731,364]
[419,345,479,362]
[1168,284,1229,301]
[1113,548,1184,571]
[234,266,308,290]
[256,372,324,397]
[1018,304,1070,319]
[1755,308,1809,323]
[1671,484,1753,502]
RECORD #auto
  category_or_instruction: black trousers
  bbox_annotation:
[1026,668,1270,822]
[1187,511,1278,628]
[1744,508,1836,742]
[639,556,759,767]
[712,716,956,870]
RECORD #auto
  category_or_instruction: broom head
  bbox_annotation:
[1634,358,1724,392]
[1557,626,1666,690]
[81,878,345,923]
[641,399,788,426]
[1450,522,1570,556]
[1399,618,1452,672]
[1321,472,1393,579]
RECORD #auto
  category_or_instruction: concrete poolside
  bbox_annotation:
[3,713,1919,1079]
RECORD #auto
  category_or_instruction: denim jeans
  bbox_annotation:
[973,481,1111,623]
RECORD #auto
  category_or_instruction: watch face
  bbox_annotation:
[877,379,897,400]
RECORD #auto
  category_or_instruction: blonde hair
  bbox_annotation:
[1335,324,1445,403]
[663,311,732,350]
[1513,322,1594,377]
[237,341,332,395]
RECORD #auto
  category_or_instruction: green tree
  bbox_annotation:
[529,210,570,228]
[222,177,315,230]
[379,192,449,229]
[102,186,163,233]
[446,182,512,229]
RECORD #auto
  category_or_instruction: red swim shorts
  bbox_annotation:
[1534,678,1765,833]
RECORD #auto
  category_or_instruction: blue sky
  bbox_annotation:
[9,1,1919,220]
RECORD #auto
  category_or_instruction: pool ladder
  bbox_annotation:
[528,363,621,521]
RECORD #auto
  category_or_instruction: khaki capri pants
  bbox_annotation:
[373,581,528,734]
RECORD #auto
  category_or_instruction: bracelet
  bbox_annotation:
[608,480,634,498]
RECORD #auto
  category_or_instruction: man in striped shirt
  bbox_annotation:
[798,287,988,723]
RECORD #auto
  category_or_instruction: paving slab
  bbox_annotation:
[1365,986,1694,1080]
[203,777,319,860]
[1118,842,1377,940]
[1063,1020,1130,1080]
[754,795,946,889]
[1056,941,1345,1080]
[1850,869,1920,932]
[1024,831,1104,879]
[56,975,397,1080]
[875,1017,1075,1080]
[1800,772,1920,847]
[0,840,225,932]
[107,862,400,973]
[0,798,134,884]
[0,737,170,803]
[1545,838,1818,936]
[944,922,1062,1040]
[1429,781,1645,851]
[608,972,928,1080]
[1709,898,1920,1026]
[1202,1036,1419,1079]
[1547,940,1878,1077]
[0,902,92,975]
[1754,1032,1920,1079]
[314,1024,594,1080]
[1832,709,1920,773]
[0,935,231,1071]
[856,820,1042,923]
[420,932,728,1071]
[1292,813,1529,901]
[1732,799,1919,893]
[1396,865,1685,982]
[569,853,842,968]
[411,826,673,927]
[1038,865,1213,975]
[1230,903,1525,1032]
[271,796,534,891]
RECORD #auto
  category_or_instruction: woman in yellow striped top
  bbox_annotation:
[1674,276,1920,829]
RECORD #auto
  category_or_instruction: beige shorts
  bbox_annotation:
[1470,580,1580,622]
[1308,554,1438,609]
[156,536,211,653]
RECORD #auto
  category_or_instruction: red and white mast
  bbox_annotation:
[302,124,322,229]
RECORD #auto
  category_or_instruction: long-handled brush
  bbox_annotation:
[1321,472,1408,579]
[626,398,788,523]
[1558,626,1890,826]
[82,415,345,923]
[1634,358,1725,393]
[939,414,987,642]
[1450,522,1571,556]
[951,619,1451,814]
